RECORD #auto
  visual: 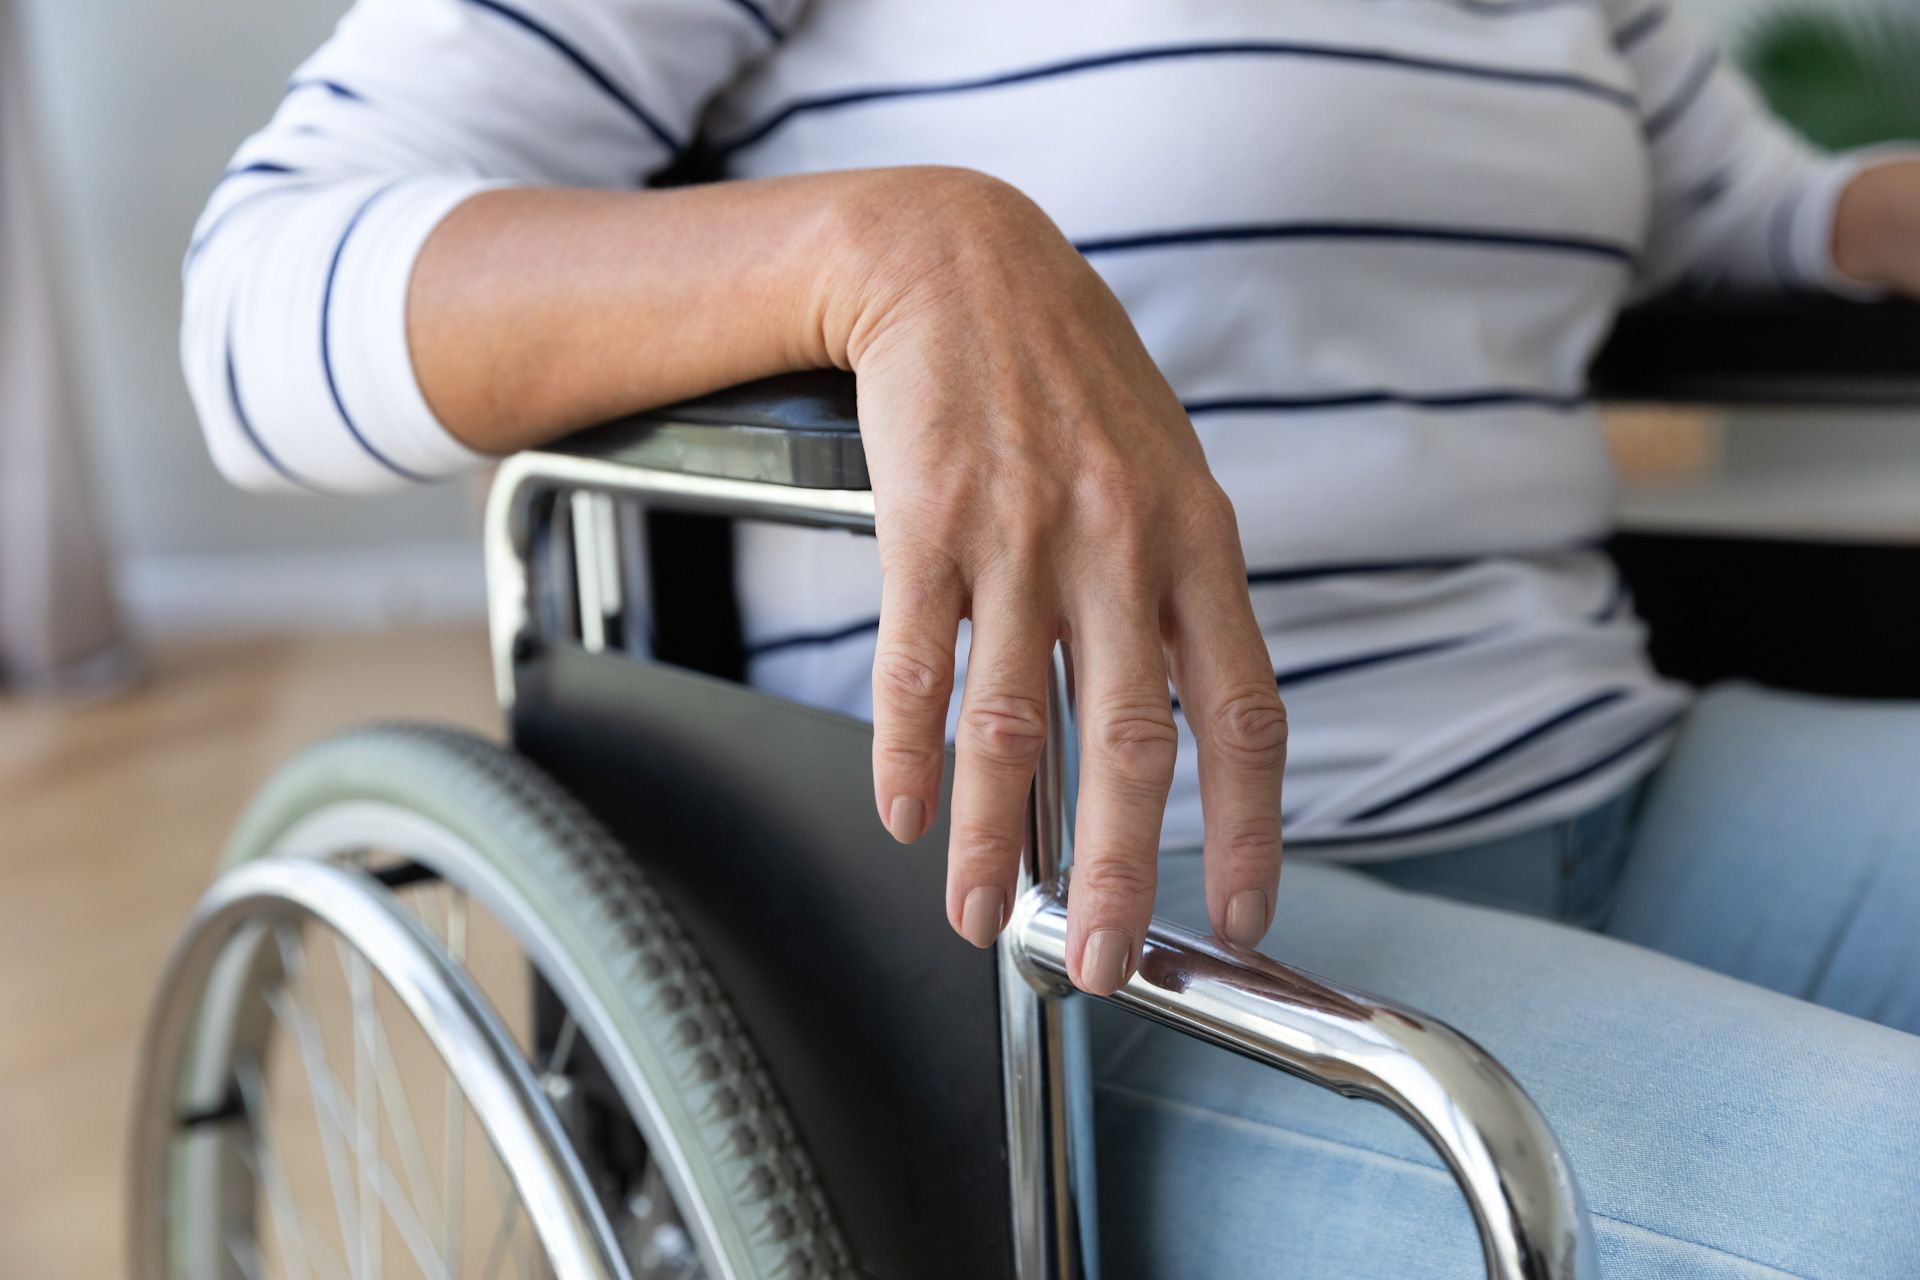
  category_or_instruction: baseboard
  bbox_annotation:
[119,540,488,636]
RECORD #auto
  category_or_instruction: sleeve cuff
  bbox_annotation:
[330,175,517,479]
[1789,144,1920,300]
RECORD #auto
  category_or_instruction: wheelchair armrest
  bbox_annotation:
[1590,292,1920,405]
[548,289,1920,489]
[553,369,869,489]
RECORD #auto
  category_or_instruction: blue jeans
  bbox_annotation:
[1092,684,1920,1278]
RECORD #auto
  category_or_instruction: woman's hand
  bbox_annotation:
[822,169,1288,995]
[1834,159,1920,295]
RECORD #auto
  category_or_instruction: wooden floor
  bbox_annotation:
[0,628,500,1280]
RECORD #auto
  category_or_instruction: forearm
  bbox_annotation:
[1833,159,1920,296]
[407,167,971,454]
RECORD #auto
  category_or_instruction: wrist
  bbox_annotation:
[811,166,1066,368]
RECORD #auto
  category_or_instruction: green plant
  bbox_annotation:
[1739,2,1920,148]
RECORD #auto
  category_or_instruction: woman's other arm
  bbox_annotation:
[1611,0,1919,299]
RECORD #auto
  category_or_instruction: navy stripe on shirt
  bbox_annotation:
[463,0,682,154]
[1184,387,1590,415]
[1079,221,1636,267]
[227,332,324,494]
[186,182,317,270]
[1380,0,1592,14]
[1245,545,1604,587]
[1272,633,1484,691]
[1612,4,1668,52]
[748,614,882,659]
[221,162,299,181]
[1350,687,1630,820]
[320,185,429,482]
[715,41,1637,155]
[1768,177,1812,287]
[744,549,1613,656]
[1644,49,1718,139]
[1292,710,1682,847]
[287,78,364,102]
[724,0,784,42]
[1169,631,1490,713]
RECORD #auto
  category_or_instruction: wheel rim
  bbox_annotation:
[130,803,724,1279]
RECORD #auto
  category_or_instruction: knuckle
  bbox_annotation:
[1216,820,1283,870]
[879,515,958,570]
[874,739,943,780]
[1006,467,1069,519]
[1087,704,1180,779]
[961,692,1050,766]
[1073,854,1158,903]
[1181,482,1241,543]
[1075,467,1157,536]
[950,821,1023,868]
[1072,442,1145,497]
[1207,688,1289,762]
[874,645,950,705]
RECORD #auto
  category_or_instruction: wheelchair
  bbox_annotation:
[127,295,1920,1280]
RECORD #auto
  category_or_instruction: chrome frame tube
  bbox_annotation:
[484,452,876,708]
[128,857,629,1280]
[481,449,1598,1280]
[999,652,1093,1279]
[1009,897,1596,1279]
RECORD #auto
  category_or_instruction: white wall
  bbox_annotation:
[16,0,483,633]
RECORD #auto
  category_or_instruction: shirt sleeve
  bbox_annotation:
[181,0,798,495]
[1610,0,1919,301]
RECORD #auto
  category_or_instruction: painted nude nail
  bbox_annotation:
[887,795,925,844]
[1224,889,1269,948]
[960,886,1005,949]
[1082,928,1135,994]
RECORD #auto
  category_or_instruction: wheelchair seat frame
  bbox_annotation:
[478,378,1597,1279]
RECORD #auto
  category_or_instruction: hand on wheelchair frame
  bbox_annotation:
[821,176,1287,994]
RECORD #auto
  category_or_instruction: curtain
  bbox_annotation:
[0,0,132,692]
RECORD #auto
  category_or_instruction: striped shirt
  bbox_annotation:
[182,0,1892,858]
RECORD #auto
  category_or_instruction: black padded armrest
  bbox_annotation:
[1590,293,1920,405]
[555,369,868,489]
[547,293,1919,488]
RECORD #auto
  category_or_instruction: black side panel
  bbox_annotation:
[643,511,745,682]
[510,648,1013,1278]
[1591,295,1920,405]
[1612,532,1920,698]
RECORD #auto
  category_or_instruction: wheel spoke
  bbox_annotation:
[271,926,366,1280]
[340,936,448,1248]
[272,933,454,1280]
[343,942,383,1280]
[542,1015,579,1078]
[227,1230,269,1280]
[478,1162,520,1280]
[444,889,468,1278]
[234,1058,317,1280]
[233,1139,352,1280]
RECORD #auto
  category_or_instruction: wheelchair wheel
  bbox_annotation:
[130,722,849,1279]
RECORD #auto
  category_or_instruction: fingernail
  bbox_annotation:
[887,795,925,843]
[960,887,1005,949]
[1224,889,1269,948]
[1081,928,1135,995]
